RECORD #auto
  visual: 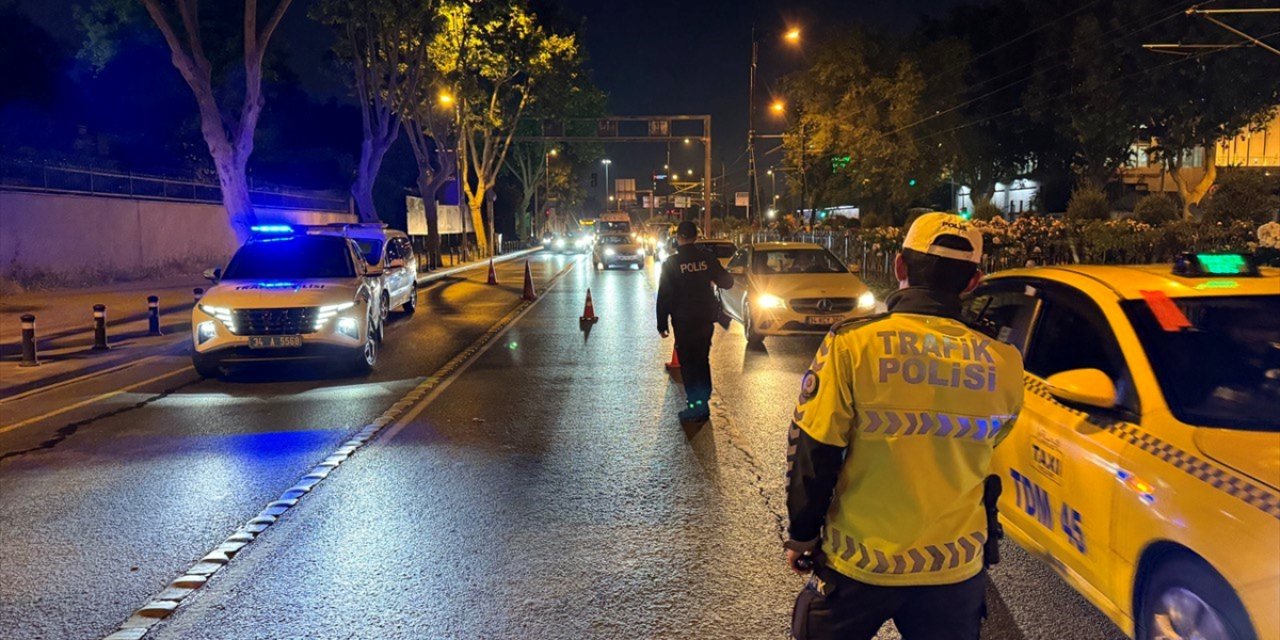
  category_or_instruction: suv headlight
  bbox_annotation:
[857,291,876,310]
[336,316,360,338]
[315,302,356,331]
[196,321,217,344]
[604,248,617,257]
[199,304,236,332]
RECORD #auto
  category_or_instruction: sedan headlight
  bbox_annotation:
[857,291,876,310]
[336,316,360,338]
[555,239,566,249]
[756,293,787,310]
[604,248,617,257]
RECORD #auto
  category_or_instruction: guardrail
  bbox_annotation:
[0,161,350,213]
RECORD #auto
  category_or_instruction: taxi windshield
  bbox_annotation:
[698,242,736,258]
[752,249,846,274]
[1122,295,1280,431]
[223,236,356,280]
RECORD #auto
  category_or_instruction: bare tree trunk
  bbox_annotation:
[351,136,393,223]
[1167,143,1219,220]
[214,150,257,243]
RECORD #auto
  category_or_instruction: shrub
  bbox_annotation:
[1133,193,1180,224]
[859,211,893,228]
[971,198,1004,222]
[1201,170,1280,225]
[1065,187,1110,221]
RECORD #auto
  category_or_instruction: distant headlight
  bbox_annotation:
[196,321,217,344]
[637,248,646,257]
[756,293,786,310]
[604,248,617,257]
[555,239,566,249]
[857,291,876,310]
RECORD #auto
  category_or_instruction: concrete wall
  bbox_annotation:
[0,190,355,277]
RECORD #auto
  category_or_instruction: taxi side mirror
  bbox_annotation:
[1045,368,1117,410]
[203,267,222,283]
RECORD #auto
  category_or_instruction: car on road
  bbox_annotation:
[695,239,737,268]
[551,231,590,254]
[191,226,384,377]
[964,253,1279,640]
[311,223,419,318]
[593,233,646,270]
[720,242,876,344]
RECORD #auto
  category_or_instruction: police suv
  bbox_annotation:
[191,225,384,377]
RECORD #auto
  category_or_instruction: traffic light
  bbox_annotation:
[908,178,918,187]
[959,207,972,221]
[590,173,598,187]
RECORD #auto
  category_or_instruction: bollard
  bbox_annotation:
[19,314,39,367]
[147,295,163,336]
[193,287,205,304]
[92,304,110,350]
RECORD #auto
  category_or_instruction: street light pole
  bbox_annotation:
[601,158,612,211]
[747,27,759,226]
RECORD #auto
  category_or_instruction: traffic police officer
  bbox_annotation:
[784,213,1024,639]
[656,221,734,423]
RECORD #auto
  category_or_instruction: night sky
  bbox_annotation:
[18,0,967,207]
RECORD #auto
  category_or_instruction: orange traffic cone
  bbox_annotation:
[522,261,537,301]
[665,346,681,371]
[580,288,599,324]
[486,259,498,285]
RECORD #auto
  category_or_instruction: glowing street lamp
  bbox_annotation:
[770,100,786,115]
[438,91,454,107]
[784,28,801,43]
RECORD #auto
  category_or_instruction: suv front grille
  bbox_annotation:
[790,298,857,314]
[232,308,320,335]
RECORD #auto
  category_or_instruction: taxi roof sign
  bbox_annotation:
[1172,252,1259,278]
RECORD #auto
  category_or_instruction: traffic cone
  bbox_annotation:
[522,261,537,301]
[486,259,498,285]
[665,346,681,371]
[579,288,599,324]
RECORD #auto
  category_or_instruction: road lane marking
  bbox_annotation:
[0,365,194,434]
[0,355,166,405]
[99,259,574,640]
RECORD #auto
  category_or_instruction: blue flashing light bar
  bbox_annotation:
[250,224,295,235]
[254,281,299,288]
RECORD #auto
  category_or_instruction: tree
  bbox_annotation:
[315,0,432,223]
[429,0,577,256]
[782,27,945,222]
[504,69,605,240]
[399,80,455,270]
[1126,0,1280,218]
[128,0,294,243]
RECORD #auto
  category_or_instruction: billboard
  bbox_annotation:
[406,196,470,235]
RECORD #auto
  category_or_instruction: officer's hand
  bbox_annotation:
[659,330,669,338]
[786,549,812,574]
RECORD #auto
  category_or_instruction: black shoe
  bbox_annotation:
[678,407,710,423]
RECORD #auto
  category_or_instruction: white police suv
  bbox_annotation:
[191,225,384,377]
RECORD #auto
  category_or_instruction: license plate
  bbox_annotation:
[248,335,302,349]
[807,315,842,326]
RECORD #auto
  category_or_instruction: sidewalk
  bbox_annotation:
[0,246,543,399]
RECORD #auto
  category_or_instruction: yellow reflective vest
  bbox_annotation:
[792,300,1024,586]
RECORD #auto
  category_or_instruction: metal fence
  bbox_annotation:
[0,161,350,213]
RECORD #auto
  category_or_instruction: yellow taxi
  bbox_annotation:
[964,253,1279,640]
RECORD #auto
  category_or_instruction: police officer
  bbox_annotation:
[784,213,1025,639]
[656,221,734,423]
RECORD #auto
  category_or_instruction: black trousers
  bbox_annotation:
[672,318,715,407]
[792,566,987,640]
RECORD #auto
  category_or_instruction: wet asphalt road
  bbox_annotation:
[1,251,1126,639]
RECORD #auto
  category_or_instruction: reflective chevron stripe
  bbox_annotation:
[824,528,987,575]
[858,409,1011,442]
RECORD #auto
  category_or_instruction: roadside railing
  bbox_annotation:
[1,161,350,213]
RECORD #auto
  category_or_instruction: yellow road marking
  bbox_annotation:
[0,355,165,405]
[0,365,194,434]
